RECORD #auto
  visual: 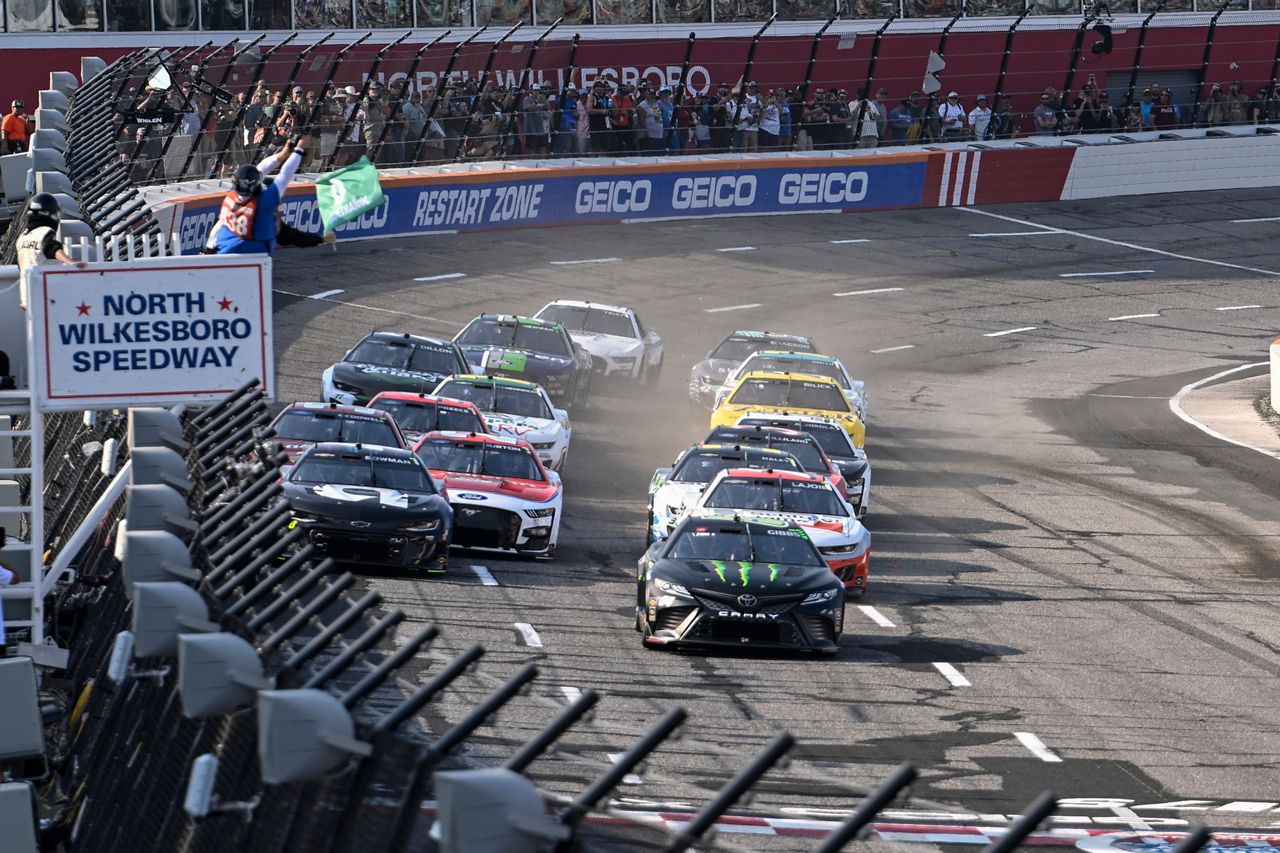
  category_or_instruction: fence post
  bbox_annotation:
[992,6,1031,112]
[412,27,489,164]
[455,22,525,160]
[208,33,299,179]
[178,37,266,182]
[729,15,777,143]
[1125,1,1165,107]
[1192,1,1233,127]
[854,13,898,147]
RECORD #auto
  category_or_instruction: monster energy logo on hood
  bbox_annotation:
[707,560,782,586]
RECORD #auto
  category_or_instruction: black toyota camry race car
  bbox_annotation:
[283,443,453,572]
[322,332,470,406]
[453,314,593,408]
[636,514,845,654]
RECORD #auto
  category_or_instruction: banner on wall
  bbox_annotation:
[171,157,932,253]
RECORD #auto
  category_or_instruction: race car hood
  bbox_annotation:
[284,482,449,524]
[484,413,564,442]
[437,473,559,503]
[276,440,317,463]
[690,358,738,383]
[651,557,837,594]
[568,332,643,360]
[462,347,575,378]
[329,362,453,400]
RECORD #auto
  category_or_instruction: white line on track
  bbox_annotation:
[273,289,449,324]
[1231,216,1280,223]
[705,303,763,313]
[514,622,543,648]
[560,686,583,703]
[857,605,895,627]
[1215,304,1263,311]
[1169,362,1279,460]
[550,257,619,265]
[308,288,345,299]
[961,207,1280,277]
[829,238,871,244]
[1014,732,1063,763]
[871,345,916,354]
[984,326,1038,337]
[607,753,645,785]
[932,662,971,687]
[414,272,467,282]
[469,565,498,586]
[717,246,756,252]
[1108,313,1161,321]
[1059,270,1155,278]
[969,230,1064,238]
[833,287,904,296]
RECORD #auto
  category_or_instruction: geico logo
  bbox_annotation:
[280,199,322,232]
[574,180,652,214]
[179,210,218,249]
[336,198,389,232]
[778,171,869,205]
[671,175,757,210]
[717,611,780,620]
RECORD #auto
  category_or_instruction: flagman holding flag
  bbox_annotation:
[208,133,324,255]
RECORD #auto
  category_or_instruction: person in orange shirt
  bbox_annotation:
[2,100,31,154]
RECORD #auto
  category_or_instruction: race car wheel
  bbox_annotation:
[644,357,663,387]
[634,605,645,633]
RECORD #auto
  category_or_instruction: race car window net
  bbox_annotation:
[457,319,572,356]
[346,340,461,375]
[704,478,847,517]
[274,411,402,447]
[670,450,802,483]
[666,524,824,567]
[710,336,815,362]
[291,455,435,492]
[729,378,850,413]
[416,441,544,482]
[742,419,855,457]
[372,400,486,434]
[436,382,552,420]
[740,357,848,388]
[538,305,636,338]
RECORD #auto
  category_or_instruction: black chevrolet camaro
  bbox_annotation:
[284,443,453,572]
[636,515,845,654]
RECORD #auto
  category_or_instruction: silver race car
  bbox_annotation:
[534,300,664,385]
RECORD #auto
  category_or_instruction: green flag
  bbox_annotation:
[314,156,384,234]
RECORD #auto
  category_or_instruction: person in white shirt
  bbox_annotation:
[967,94,992,140]
[732,83,761,152]
[849,90,880,148]
[758,90,782,150]
[939,90,967,140]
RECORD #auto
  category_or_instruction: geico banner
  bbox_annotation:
[170,157,928,252]
[27,256,273,411]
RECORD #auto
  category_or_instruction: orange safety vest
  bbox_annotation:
[1,112,30,142]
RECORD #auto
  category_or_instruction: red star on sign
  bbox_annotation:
[217,296,233,311]
[76,302,91,316]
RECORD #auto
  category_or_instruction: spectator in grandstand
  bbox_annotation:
[887,94,916,145]
[552,89,579,155]
[587,79,613,154]
[658,87,680,153]
[1123,101,1144,132]
[1073,84,1103,134]
[575,88,590,155]
[1149,89,1179,129]
[1034,91,1059,135]
[1227,80,1250,126]
[828,89,851,149]
[610,82,636,154]
[984,93,1016,140]
[777,90,793,150]
[691,94,712,151]
[850,89,879,148]
[966,93,991,140]
[1139,88,1155,127]
[731,83,761,152]
[706,84,732,153]
[1095,92,1121,133]
[939,91,967,141]
[361,82,388,163]
[401,90,427,163]
[759,88,782,150]
[873,88,889,141]
[800,91,830,151]
[2,100,31,155]
[1251,85,1278,124]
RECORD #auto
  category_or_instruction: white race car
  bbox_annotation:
[686,467,872,596]
[414,431,563,559]
[433,374,572,471]
[647,443,805,546]
[734,413,872,518]
[714,350,867,422]
[533,300,664,384]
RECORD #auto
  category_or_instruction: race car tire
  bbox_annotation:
[845,585,866,600]
[634,605,645,633]
[644,357,663,387]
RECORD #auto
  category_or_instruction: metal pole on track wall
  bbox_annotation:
[1193,1,1232,128]
[810,762,918,853]
[799,14,838,103]
[730,15,777,143]
[411,26,489,164]
[1125,0,1165,108]
[854,12,897,148]
[1061,16,1091,103]
[672,31,697,107]
[178,36,266,181]
[127,42,222,170]
[454,22,525,160]
[501,18,563,160]
[554,31,582,134]
[992,6,1031,112]
[370,30,452,165]
[979,791,1058,853]
[208,33,299,179]
[321,31,386,173]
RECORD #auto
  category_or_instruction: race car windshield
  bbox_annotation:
[743,357,848,388]
[291,455,434,492]
[372,400,485,434]
[768,439,826,472]
[436,382,552,419]
[671,451,802,483]
[274,411,401,447]
[458,319,571,355]
[704,479,847,517]
[538,305,635,338]
[347,340,460,374]
[761,421,855,457]
[710,336,814,362]
[416,441,543,481]
[729,378,849,412]
[666,524,824,566]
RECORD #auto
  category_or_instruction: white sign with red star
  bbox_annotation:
[26,256,274,411]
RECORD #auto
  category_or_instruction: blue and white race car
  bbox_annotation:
[453,313,593,408]
[433,374,572,471]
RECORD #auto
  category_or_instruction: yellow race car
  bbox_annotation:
[710,371,866,448]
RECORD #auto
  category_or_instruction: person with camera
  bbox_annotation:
[205,134,319,255]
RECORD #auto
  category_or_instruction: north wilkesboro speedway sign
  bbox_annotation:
[26,256,274,411]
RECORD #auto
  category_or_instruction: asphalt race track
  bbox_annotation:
[271,188,1280,850]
